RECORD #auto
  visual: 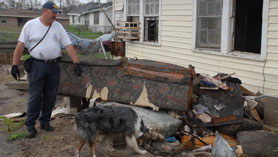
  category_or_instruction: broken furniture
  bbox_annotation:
[58,57,194,111]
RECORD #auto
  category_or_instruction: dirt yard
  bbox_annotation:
[0,65,87,157]
[0,65,148,157]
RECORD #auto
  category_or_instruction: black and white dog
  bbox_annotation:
[75,105,149,157]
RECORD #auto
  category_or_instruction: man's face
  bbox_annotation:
[44,9,57,23]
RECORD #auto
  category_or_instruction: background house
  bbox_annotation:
[0,8,69,29]
[68,2,113,33]
[112,0,278,97]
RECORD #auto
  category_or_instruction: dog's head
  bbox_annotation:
[136,119,151,146]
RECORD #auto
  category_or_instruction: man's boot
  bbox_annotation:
[40,124,55,132]
[26,127,37,138]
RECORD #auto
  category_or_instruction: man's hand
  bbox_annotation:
[11,65,20,80]
[74,63,82,77]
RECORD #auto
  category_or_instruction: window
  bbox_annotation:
[127,0,139,16]
[84,14,89,25]
[125,0,160,43]
[233,0,263,54]
[1,16,6,23]
[94,12,99,25]
[17,17,27,26]
[144,17,159,42]
[144,0,159,42]
[196,0,222,49]
[126,0,140,22]
[72,16,75,24]
[193,0,267,59]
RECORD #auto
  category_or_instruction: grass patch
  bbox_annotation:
[41,135,49,140]
[7,132,26,141]
[0,116,15,131]
[65,25,103,40]
[0,32,20,41]
[1,25,103,42]
[0,116,25,132]
[0,26,21,41]
[76,51,111,59]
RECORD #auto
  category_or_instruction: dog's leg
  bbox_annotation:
[75,139,85,157]
[125,135,147,154]
[90,132,100,157]
[102,136,115,152]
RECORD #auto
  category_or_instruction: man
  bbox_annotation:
[10,1,82,138]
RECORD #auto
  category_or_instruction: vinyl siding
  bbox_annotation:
[114,0,124,11]
[113,0,278,96]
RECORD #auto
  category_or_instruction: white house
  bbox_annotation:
[112,0,278,97]
[68,2,113,33]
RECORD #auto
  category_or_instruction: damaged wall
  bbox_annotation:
[112,0,278,97]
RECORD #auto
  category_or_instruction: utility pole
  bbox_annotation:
[59,0,61,10]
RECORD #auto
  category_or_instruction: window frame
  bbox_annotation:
[94,12,100,25]
[1,16,6,24]
[124,0,161,45]
[192,0,269,61]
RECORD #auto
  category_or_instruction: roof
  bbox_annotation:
[0,8,69,19]
[68,2,112,15]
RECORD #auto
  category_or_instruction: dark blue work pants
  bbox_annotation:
[24,60,60,129]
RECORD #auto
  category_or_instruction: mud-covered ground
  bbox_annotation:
[0,65,154,157]
[0,65,92,157]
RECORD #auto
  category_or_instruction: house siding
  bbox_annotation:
[113,0,278,96]
[1,17,18,28]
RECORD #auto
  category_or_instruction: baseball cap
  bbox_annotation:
[42,1,59,13]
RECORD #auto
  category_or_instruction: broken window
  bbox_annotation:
[196,0,222,49]
[144,0,159,42]
[233,0,263,54]
[125,0,160,43]
[94,12,99,25]
[144,17,159,42]
[194,0,265,56]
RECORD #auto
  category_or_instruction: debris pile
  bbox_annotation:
[134,72,278,156]
[56,69,278,156]
[4,57,278,156]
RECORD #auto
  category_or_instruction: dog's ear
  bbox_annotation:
[140,119,149,134]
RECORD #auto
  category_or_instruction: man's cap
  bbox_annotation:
[42,1,59,13]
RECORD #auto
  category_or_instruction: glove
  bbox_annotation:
[11,65,20,80]
[74,62,82,77]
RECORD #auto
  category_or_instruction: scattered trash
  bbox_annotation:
[197,113,212,123]
[212,132,236,157]
[2,112,26,119]
[214,104,224,111]
[166,137,176,142]
[192,144,212,152]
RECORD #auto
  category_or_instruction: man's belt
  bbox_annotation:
[32,57,61,63]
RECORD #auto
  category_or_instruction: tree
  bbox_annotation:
[61,0,81,13]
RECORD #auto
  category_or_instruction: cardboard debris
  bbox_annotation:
[181,133,237,149]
